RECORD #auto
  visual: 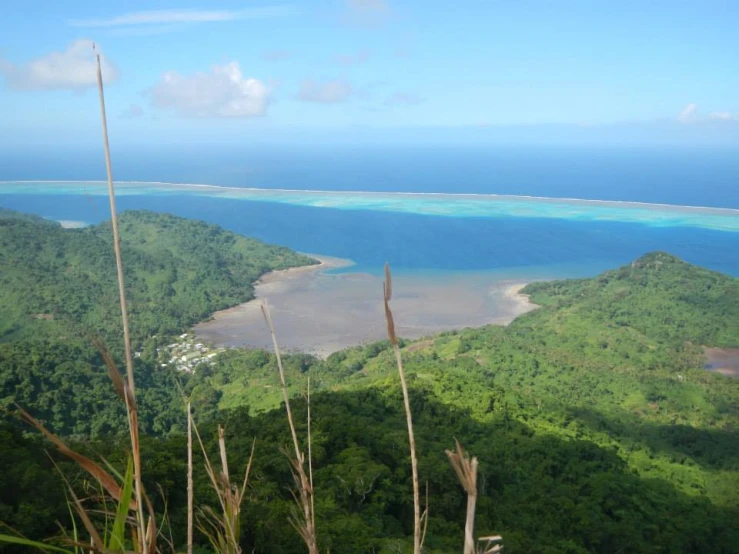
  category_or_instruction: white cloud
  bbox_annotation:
[337,49,369,66]
[69,7,296,27]
[384,92,423,106]
[0,39,117,90]
[677,103,697,124]
[677,103,737,124]
[708,111,732,121]
[149,62,270,117]
[298,78,354,103]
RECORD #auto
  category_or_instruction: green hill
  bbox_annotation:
[0,209,316,437]
[523,251,739,349]
[0,209,316,344]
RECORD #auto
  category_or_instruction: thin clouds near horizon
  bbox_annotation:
[677,103,698,124]
[677,103,738,125]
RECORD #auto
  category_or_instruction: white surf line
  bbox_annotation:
[2,180,739,215]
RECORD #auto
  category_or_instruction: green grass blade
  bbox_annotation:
[63,490,81,554]
[107,455,134,551]
[0,534,74,553]
[100,456,125,482]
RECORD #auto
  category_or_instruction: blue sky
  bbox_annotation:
[1,0,738,147]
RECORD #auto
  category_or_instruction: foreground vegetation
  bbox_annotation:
[1,211,738,553]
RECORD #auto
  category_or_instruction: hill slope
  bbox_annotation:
[0,209,316,344]
[0,209,315,437]
[193,253,739,508]
[523,251,739,349]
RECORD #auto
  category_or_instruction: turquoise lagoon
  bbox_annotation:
[1,180,738,277]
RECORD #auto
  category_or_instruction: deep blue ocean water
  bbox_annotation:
[1,146,738,278]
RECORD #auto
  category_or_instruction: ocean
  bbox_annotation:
[1,146,738,279]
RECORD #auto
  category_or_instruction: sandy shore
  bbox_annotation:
[259,253,354,282]
[194,257,538,358]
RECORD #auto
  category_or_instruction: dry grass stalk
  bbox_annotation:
[307,376,316,536]
[95,340,158,552]
[478,535,503,554]
[15,405,159,553]
[187,401,194,554]
[94,47,148,554]
[446,440,479,554]
[383,263,424,554]
[16,406,133,509]
[191,419,256,554]
[261,300,318,554]
[67,486,104,551]
[421,483,429,549]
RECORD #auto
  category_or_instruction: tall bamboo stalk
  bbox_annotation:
[383,264,422,554]
[94,47,147,554]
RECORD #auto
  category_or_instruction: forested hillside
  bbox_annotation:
[0,209,316,437]
[173,252,739,503]
[0,209,316,344]
[1,211,737,553]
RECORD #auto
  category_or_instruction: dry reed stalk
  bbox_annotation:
[446,440,479,554]
[478,535,503,554]
[191,419,256,554]
[16,406,132,508]
[187,401,194,554]
[94,47,148,554]
[261,300,318,554]
[16,406,158,553]
[307,375,316,535]
[383,263,423,554]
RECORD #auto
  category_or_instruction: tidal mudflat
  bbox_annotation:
[194,254,538,357]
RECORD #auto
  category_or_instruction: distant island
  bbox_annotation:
[1,209,738,553]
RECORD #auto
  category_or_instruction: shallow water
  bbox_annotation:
[1,183,738,277]
[194,258,538,357]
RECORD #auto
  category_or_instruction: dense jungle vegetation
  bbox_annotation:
[1,211,737,553]
[0,208,316,344]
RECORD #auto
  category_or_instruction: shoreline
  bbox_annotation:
[258,253,354,284]
[194,258,537,358]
